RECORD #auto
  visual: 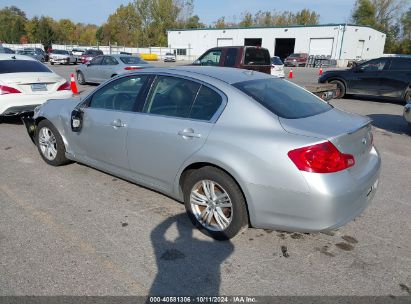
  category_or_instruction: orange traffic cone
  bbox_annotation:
[319,67,323,76]
[288,69,293,79]
[70,73,78,94]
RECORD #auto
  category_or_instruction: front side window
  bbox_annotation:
[143,76,201,118]
[89,75,148,111]
[234,78,332,119]
[89,56,103,65]
[199,49,222,66]
[360,59,387,71]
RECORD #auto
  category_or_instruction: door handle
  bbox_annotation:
[110,119,126,128]
[178,128,201,139]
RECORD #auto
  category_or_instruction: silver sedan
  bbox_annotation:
[23,67,381,240]
[75,54,154,84]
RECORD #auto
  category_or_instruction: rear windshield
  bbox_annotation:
[0,60,52,74]
[233,78,332,119]
[244,48,270,65]
[85,50,103,55]
[271,57,283,65]
[120,57,147,64]
[52,50,69,55]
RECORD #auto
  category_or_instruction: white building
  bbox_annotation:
[167,24,386,65]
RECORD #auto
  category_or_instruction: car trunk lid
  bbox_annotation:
[279,108,373,174]
[1,72,64,94]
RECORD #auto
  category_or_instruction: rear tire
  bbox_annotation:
[183,166,248,240]
[36,120,70,166]
[77,71,86,85]
[329,79,346,99]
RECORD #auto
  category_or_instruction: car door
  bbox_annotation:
[349,58,388,95]
[71,75,150,171]
[100,56,119,81]
[126,75,225,192]
[84,55,104,83]
[382,58,411,98]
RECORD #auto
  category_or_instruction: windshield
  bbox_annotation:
[233,78,332,119]
[120,57,147,64]
[0,60,52,73]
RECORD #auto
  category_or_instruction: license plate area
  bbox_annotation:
[31,83,47,91]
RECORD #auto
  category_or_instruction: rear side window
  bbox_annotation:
[389,59,411,71]
[234,78,332,119]
[0,60,51,74]
[244,48,270,65]
[223,48,238,67]
[190,85,223,121]
[120,57,146,64]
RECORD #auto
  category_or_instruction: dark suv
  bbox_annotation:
[80,49,104,64]
[319,56,411,101]
[193,46,271,74]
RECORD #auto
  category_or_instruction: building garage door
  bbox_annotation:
[217,38,233,47]
[309,38,334,56]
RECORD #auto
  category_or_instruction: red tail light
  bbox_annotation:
[288,141,355,173]
[124,66,141,70]
[0,85,21,95]
[57,81,71,91]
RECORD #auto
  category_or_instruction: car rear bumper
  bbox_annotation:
[50,57,70,63]
[0,91,73,116]
[247,146,381,232]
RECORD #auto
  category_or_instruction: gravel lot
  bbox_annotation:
[0,62,410,297]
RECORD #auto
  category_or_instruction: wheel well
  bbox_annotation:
[34,116,46,125]
[327,78,347,89]
[179,162,251,226]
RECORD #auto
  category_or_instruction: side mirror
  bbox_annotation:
[193,59,201,65]
[71,109,83,132]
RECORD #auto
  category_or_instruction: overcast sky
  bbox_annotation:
[0,0,357,26]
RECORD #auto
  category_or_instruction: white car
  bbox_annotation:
[49,50,77,65]
[271,56,285,78]
[164,52,176,62]
[0,54,72,116]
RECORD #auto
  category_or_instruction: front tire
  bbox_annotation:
[329,79,346,99]
[36,120,70,166]
[183,166,248,240]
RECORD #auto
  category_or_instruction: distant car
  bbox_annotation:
[22,66,380,240]
[318,56,411,100]
[0,54,72,116]
[49,50,77,65]
[24,47,48,61]
[80,49,104,64]
[76,54,154,84]
[164,52,176,62]
[193,46,272,74]
[120,51,132,55]
[284,53,308,67]
[270,56,284,78]
[16,50,45,62]
[71,48,85,62]
[2,47,15,54]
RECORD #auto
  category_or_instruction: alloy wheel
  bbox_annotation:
[190,180,233,231]
[38,127,57,161]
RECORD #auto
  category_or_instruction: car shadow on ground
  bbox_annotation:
[348,95,405,105]
[148,213,234,296]
[0,116,25,125]
[368,114,410,135]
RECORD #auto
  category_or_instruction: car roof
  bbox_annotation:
[131,66,272,84]
[0,53,36,61]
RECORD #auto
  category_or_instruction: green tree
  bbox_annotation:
[239,12,254,27]
[352,0,377,26]
[0,6,27,43]
[183,15,205,29]
[25,16,39,42]
[37,16,55,50]
[105,3,141,46]
[214,17,226,28]
[294,9,320,25]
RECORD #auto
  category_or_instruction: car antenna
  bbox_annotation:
[11,55,16,60]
